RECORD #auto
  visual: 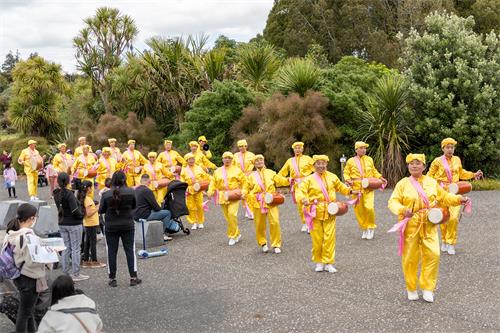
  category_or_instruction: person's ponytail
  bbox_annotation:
[6,218,21,233]
[6,203,37,232]
[55,173,71,223]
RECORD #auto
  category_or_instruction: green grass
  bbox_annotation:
[471,178,500,191]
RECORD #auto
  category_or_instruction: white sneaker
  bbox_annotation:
[366,229,374,240]
[72,274,89,282]
[324,264,337,273]
[422,290,434,303]
[228,238,236,246]
[262,244,269,253]
[30,196,35,201]
[441,243,448,252]
[407,290,419,301]
[274,248,281,254]
[34,197,39,200]
[235,235,241,243]
[314,263,324,272]
[163,235,173,241]
[198,224,204,229]
[362,230,367,239]
[301,224,308,232]
[191,223,198,230]
[245,212,254,219]
[447,245,456,255]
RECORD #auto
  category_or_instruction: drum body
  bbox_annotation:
[154,179,170,189]
[327,202,348,216]
[448,181,472,195]
[427,207,450,225]
[30,157,43,171]
[264,192,285,206]
[134,166,142,174]
[193,180,209,192]
[224,189,242,201]
[361,177,384,189]
[170,165,182,174]
[84,169,98,178]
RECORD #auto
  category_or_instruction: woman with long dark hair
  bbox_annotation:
[53,172,89,282]
[99,170,141,287]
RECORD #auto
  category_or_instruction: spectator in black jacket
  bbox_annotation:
[53,173,89,282]
[99,171,141,287]
[134,174,174,241]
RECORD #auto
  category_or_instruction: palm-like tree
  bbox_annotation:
[237,42,280,92]
[358,74,412,186]
[275,58,321,97]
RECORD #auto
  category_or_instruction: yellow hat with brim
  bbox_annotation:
[405,153,426,164]
[164,140,173,145]
[189,141,199,148]
[292,142,304,149]
[108,138,117,143]
[102,147,112,153]
[57,143,67,149]
[148,152,157,158]
[127,140,135,145]
[28,140,37,145]
[198,136,207,142]
[185,153,195,160]
[313,155,329,163]
[355,141,369,150]
[237,139,248,147]
[253,154,265,162]
[78,137,86,142]
[441,137,457,148]
[82,145,91,150]
[222,151,234,159]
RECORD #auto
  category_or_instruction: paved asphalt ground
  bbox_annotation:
[0,178,499,332]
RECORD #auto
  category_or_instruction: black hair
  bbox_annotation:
[4,162,11,168]
[104,177,112,189]
[111,171,127,212]
[77,180,93,206]
[6,203,37,233]
[54,172,71,222]
[140,174,150,181]
[50,275,76,306]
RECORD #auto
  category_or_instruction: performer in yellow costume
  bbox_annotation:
[296,155,354,273]
[245,154,289,254]
[388,153,470,302]
[197,135,213,160]
[207,152,247,246]
[107,138,122,163]
[278,142,314,232]
[180,153,212,230]
[427,138,482,255]
[53,143,73,174]
[142,152,171,204]
[343,141,387,240]
[17,140,43,200]
[233,139,255,219]
[185,141,216,172]
[74,136,93,158]
[157,140,185,180]
[95,147,116,190]
[71,145,97,198]
[121,140,147,187]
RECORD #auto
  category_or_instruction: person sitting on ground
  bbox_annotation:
[134,174,174,241]
[37,275,103,333]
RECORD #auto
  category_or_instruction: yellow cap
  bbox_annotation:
[198,136,207,142]
[292,142,304,149]
[78,136,86,142]
[405,153,426,164]
[185,153,195,160]
[108,138,117,143]
[441,137,457,148]
[355,141,369,150]
[102,147,112,153]
[127,139,136,145]
[222,151,234,159]
[148,152,157,158]
[237,139,248,147]
[189,141,199,148]
[164,139,173,145]
[28,140,37,145]
[82,144,91,150]
[253,154,265,162]
[57,143,67,149]
[313,155,329,163]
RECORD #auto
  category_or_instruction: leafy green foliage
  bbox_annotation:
[237,42,281,92]
[274,58,321,96]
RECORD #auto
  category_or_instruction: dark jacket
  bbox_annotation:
[99,186,136,232]
[53,188,84,226]
[133,185,161,220]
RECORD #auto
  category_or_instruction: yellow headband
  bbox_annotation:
[198,136,207,142]
[57,143,67,149]
[102,147,112,153]
[128,139,136,145]
[355,141,369,150]
[405,153,426,164]
[292,142,304,149]
[222,151,234,159]
[108,138,116,143]
[313,155,329,163]
[78,136,86,142]
[189,141,199,148]
[82,145,91,150]
[253,154,265,163]
[185,153,195,160]
[148,152,157,158]
[441,137,457,148]
[237,139,248,147]
[164,140,173,145]
[28,140,37,145]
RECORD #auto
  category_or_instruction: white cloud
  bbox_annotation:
[0,0,273,72]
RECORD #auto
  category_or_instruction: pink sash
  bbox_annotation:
[238,153,245,172]
[354,156,364,178]
[147,162,157,180]
[100,157,111,176]
[302,173,331,231]
[440,155,453,183]
[221,166,229,190]
[165,150,174,167]
[290,157,302,204]
[253,171,268,214]
[186,166,196,184]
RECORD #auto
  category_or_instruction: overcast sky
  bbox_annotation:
[0,0,274,73]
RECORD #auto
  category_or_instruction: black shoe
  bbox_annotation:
[130,277,142,286]
[108,279,117,287]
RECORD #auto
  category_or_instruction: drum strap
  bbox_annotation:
[440,155,453,183]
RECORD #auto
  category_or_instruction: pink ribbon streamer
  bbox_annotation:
[202,200,210,212]
[302,200,317,231]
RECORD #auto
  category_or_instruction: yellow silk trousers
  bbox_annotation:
[241,199,253,218]
[296,201,306,225]
[310,216,336,264]
[252,206,282,248]
[353,190,376,230]
[186,192,204,225]
[402,220,440,292]
[126,173,141,187]
[440,205,461,245]
[156,188,167,206]
[27,171,38,197]
[221,201,240,239]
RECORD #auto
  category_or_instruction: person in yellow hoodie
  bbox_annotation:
[121,139,147,187]
[142,152,172,204]
[343,141,387,240]
[278,142,314,232]
[95,147,117,190]
[53,143,74,175]
[197,135,213,160]
[296,155,355,273]
[18,140,43,200]
[107,138,122,163]
[185,141,216,172]
[71,145,97,198]
[74,136,93,158]
[246,154,289,254]
[233,139,255,219]
[180,152,212,230]
[157,139,186,180]
[388,153,470,302]
[427,138,483,255]
[207,152,247,246]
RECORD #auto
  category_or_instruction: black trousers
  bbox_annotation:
[105,229,137,279]
[13,275,38,333]
[83,226,98,261]
[8,187,16,197]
